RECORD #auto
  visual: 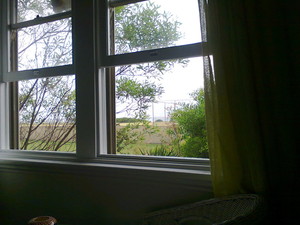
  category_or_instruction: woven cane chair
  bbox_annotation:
[142,194,265,225]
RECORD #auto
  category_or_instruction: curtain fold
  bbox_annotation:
[199,0,267,197]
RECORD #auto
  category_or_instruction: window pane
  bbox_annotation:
[114,57,208,158]
[17,0,71,22]
[112,0,201,55]
[19,75,76,152]
[17,18,72,71]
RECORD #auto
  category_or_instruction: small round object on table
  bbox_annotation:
[28,216,57,225]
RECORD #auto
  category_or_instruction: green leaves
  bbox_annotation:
[19,76,76,151]
[172,89,206,138]
[170,89,209,158]
[113,2,189,153]
[115,1,182,54]
[116,76,163,116]
[116,119,158,153]
[114,2,186,119]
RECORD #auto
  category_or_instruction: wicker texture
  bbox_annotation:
[28,216,57,225]
[142,194,265,225]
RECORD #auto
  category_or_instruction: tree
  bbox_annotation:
[113,2,187,152]
[116,118,158,153]
[114,1,187,117]
[18,0,74,151]
[115,2,182,54]
[19,77,76,151]
[170,89,209,158]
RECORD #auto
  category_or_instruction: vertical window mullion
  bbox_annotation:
[105,68,116,154]
[0,83,10,149]
[105,5,116,154]
[0,1,9,148]
[1,0,16,149]
[72,0,98,158]
[1,0,9,81]
[96,0,112,155]
[9,0,19,149]
[9,82,19,149]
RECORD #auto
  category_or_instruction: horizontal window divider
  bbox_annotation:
[109,0,147,8]
[100,42,207,67]
[10,11,72,29]
[2,64,74,82]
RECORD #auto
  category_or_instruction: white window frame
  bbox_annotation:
[1,1,74,82]
[0,0,211,176]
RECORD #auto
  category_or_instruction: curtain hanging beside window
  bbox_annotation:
[199,0,266,197]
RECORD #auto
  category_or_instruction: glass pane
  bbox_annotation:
[113,0,201,54]
[17,0,71,22]
[19,75,76,152]
[17,18,72,71]
[114,57,208,158]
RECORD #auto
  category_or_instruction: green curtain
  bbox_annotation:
[200,0,268,197]
[199,0,298,222]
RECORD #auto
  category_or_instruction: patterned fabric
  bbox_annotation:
[28,216,57,225]
[142,194,265,225]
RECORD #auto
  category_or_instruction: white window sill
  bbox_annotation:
[0,149,211,189]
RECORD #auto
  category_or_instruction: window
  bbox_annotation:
[111,0,202,55]
[17,18,72,70]
[102,0,208,158]
[112,57,206,158]
[1,0,209,162]
[18,76,76,151]
[0,0,75,152]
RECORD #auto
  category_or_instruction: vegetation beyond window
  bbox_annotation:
[113,0,201,54]
[114,59,208,158]
[111,0,208,158]
[19,76,76,151]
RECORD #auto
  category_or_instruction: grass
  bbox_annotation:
[119,143,182,157]
[118,143,160,155]
[20,140,159,155]
[21,140,178,156]
[20,140,76,152]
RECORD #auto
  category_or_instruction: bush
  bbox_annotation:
[116,117,146,123]
[139,144,181,157]
[170,89,209,158]
[182,136,209,158]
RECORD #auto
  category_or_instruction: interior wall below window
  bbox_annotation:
[0,161,212,225]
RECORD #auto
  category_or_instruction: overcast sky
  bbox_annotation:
[147,0,204,120]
